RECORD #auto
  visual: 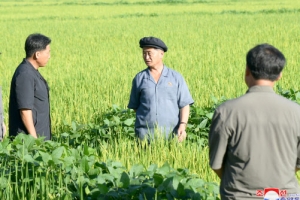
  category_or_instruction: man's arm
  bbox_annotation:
[178,105,190,142]
[20,109,37,138]
[2,122,6,136]
[213,168,223,179]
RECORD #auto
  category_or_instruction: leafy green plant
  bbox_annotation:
[0,134,220,199]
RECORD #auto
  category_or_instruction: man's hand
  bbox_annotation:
[178,105,190,142]
[177,124,187,142]
[2,122,6,136]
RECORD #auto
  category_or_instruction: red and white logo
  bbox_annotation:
[256,188,287,200]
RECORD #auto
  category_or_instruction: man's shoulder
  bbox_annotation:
[217,92,300,113]
[165,66,183,77]
[13,60,36,77]
[273,93,300,110]
[135,68,148,76]
[133,68,148,81]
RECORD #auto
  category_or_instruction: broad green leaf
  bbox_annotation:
[23,154,35,163]
[71,121,77,131]
[147,164,158,173]
[113,116,120,124]
[123,118,134,126]
[129,164,144,178]
[172,175,181,189]
[81,157,90,173]
[140,187,156,200]
[0,177,7,189]
[97,184,109,194]
[186,178,205,189]
[85,186,91,195]
[206,113,214,120]
[61,132,69,137]
[83,144,89,156]
[119,172,130,188]
[199,118,208,129]
[162,177,173,192]
[97,175,106,184]
[177,182,185,197]
[156,163,171,176]
[108,166,122,179]
[52,146,64,163]
[111,161,123,168]
[104,119,110,125]
[63,156,74,167]
[98,174,114,184]
[88,168,100,178]
[153,173,164,187]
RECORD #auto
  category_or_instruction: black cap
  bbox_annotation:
[139,37,168,52]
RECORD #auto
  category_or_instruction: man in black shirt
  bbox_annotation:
[9,33,52,140]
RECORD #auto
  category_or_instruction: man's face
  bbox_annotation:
[142,47,164,67]
[36,44,51,67]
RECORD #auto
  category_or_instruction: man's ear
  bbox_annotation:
[34,51,40,60]
[245,65,251,76]
[276,72,282,81]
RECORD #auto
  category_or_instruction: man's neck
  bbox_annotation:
[247,79,275,88]
[26,58,39,70]
[148,63,164,74]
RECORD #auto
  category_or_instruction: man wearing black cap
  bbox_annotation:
[128,36,194,142]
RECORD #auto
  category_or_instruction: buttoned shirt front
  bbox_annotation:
[9,59,51,140]
[128,66,194,140]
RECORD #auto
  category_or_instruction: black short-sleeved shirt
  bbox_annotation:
[9,59,51,140]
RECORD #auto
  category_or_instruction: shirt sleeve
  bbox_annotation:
[209,108,230,170]
[177,75,194,109]
[128,77,139,110]
[297,137,300,169]
[15,72,35,110]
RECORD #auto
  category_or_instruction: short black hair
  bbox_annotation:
[246,44,286,81]
[25,33,51,58]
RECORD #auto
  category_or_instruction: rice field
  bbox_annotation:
[1,0,300,131]
[0,0,300,198]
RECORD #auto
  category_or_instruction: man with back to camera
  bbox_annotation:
[9,33,52,140]
[128,36,194,142]
[209,43,300,199]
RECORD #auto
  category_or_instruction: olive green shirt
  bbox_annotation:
[209,85,300,199]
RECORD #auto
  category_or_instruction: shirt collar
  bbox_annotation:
[146,65,169,77]
[146,65,169,79]
[246,85,275,94]
[161,65,169,77]
[23,58,38,71]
